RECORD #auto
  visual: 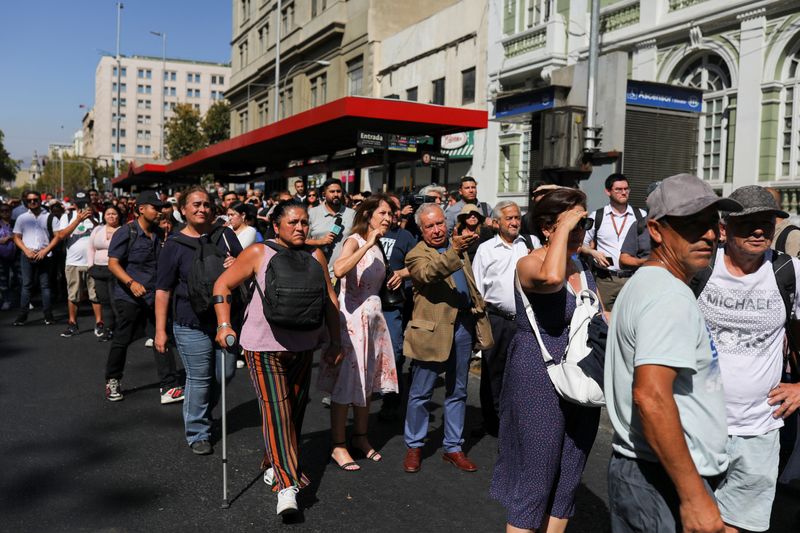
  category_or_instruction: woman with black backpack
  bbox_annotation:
[213,200,342,516]
[154,186,242,456]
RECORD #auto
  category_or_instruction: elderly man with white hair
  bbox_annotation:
[471,200,533,436]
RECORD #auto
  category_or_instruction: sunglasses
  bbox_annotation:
[26,198,40,204]
[578,217,594,231]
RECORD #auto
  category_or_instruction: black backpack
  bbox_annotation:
[775,225,800,256]
[174,225,230,318]
[253,241,327,330]
[594,207,646,237]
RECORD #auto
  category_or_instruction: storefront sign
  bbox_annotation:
[441,131,474,160]
[387,134,417,153]
[421,152,448,167]
[357,131,386,149]
[626,80,703,113]
[494,87,555,119]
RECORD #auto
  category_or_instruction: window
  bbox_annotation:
[281,4,294,35]
[113,66,127,77]
[112,82,127,92]
[257,100,267,127]
[136,130,151,140]
[186,88,201,98]
[461,67,476,105]
[187,72,201,83]
[310,74,327,107]
[112,143,127,153]
[164,70,176,81]
[137,68,152,79]
[347,57,363,96]
[672,53,732,182]
[258,25,269,54]
[503,0,553,35]
[194,104,200,111]
[112,112,126,120]
[137,84,152,94]
[312,0,327,16]
[111,128,127,138]
[163,86,176,97]
[136,145,152,155]
[406,87,418,102]
[384,94,400,99]
[239,40,249,67]
[431,77,445,105]
[137,115,151,125]
[163,102,177,113]
[137,99,152,110]
[211,74,225,85]
[112,97,127,108]
[280,88,293,119]
[239,110,249,134]
[240,0,251,22]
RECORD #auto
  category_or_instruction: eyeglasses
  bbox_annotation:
[26,198,40,204]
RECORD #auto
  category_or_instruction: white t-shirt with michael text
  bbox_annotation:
[697,249,800,436]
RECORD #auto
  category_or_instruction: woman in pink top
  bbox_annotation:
[213,200,341,516]
[87,205,123,341]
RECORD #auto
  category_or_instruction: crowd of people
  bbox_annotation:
[4,171,800,531]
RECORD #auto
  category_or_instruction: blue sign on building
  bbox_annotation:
[626,80,703,113]
[494,87,555,119]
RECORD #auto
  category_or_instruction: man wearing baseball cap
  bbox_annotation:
[605,174,742,533]
[690,185,800,532]
[103,190,183,405]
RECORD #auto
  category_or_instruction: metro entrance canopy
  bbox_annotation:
[112,96,487,190]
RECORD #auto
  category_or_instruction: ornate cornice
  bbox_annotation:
[737,7,766,23]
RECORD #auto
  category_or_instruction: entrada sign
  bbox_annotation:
[357,131,386,149]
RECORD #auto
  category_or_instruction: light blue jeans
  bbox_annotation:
[172,324,236,445]
[404,316,474,452]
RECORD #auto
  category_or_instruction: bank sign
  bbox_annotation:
[494,87,555,119]
[626,80,703,113]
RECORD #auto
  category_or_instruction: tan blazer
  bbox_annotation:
[403,241,493,362]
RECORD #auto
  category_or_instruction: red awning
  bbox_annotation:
[111,163,167,188]
[165,96,487,177]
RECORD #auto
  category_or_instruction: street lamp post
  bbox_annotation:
[278,60,330,119]
[114,2,124,177]
[150,30,166,160]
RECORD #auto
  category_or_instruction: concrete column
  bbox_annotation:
[632,39,657,81]
[732,8,766,189]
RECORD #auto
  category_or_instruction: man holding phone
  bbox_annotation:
[55,191,103,338]
[307,178,355,276]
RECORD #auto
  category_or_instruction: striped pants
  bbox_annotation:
[244,350,312,492]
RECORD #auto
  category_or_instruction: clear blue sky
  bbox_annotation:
[0,0,231,163]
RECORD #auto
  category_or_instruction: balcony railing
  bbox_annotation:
[503,26,547,58]
[601,1,640,33]
[668,0,708,11]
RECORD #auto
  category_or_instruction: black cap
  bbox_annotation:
[136,190,166,209]
[74,190,88,208]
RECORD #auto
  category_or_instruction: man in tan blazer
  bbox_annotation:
[402,203,493,474]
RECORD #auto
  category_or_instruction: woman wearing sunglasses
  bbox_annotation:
[490,187,602,533]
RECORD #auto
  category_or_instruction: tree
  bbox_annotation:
[36,154,92,197]
[164,103,203,161]
[202,100,231,145]
[0,130,21,184]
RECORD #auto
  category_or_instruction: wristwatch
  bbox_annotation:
[126,279,134,288]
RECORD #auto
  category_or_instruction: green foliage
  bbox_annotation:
[0,130,21,183]
[36,154,93,197]
[164,103,204,161]
[202,100,231,146]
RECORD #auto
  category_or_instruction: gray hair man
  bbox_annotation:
[605,174,742,533]
[471,200,532,436]
[693,185,800,532]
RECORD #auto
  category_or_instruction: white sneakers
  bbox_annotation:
[276,486,299,515]
[265,466,299,515]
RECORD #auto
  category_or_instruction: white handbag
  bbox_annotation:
[516,262,606,407]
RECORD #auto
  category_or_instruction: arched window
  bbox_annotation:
[671,53,733,182]
[779,45,800,178]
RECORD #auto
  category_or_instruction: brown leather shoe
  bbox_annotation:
[403,448,422,473]
[442,451,478,472]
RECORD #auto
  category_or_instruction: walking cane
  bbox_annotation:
[221,334,236,509]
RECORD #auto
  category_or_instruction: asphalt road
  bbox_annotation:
[1,305,799,532]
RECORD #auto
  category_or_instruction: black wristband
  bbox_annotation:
[212,295,231,305]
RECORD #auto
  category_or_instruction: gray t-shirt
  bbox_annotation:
[307,203,354,274]
[605,266,729,477]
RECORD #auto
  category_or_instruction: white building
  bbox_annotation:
[90,55,230,165]
[484,0,800,211]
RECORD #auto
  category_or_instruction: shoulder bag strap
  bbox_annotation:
[515,273,555,364]
[776,225,800,255]
[593,207,604,238]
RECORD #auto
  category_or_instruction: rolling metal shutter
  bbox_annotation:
[623,108,699,207]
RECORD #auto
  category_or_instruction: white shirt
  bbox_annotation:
[12,210,51,252]
[58,213,95,267]
[583,204,646,271]
[697,249,800,436]
[472,234,531,314]
[235,225,258,249]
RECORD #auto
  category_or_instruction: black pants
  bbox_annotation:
[89,266,118,331]
[105,299,178,389]
[479,311,517,435]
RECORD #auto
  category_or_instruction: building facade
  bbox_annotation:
[484,0,800,211]
[89,55,230,165]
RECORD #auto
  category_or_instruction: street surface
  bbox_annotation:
[1,305,799,532]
